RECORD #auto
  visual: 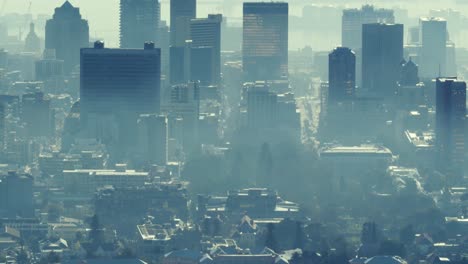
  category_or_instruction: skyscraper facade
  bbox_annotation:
[190,14,222,84]
[120,0,160,48]
[362,23,403,99]
[419,17,447,79]
[137,114,168,166]
[45,1,89,74]
[80,41,161,153]
[328,47,356,104]
[342,5,394,50]
[243,2,288,81]
[170,0,196,46]
[435,78,466,180]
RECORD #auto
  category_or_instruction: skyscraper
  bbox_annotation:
[170,0,196,46]
[0,103,4,153]
[137,114,168,166]
[435,78,466,180]
[45,1,89,73]
[328,47,356,104]
[419,17,447,79]
[80,41,161,153]
[120,0,160,48]
[243,2,288,81]
[190,14,222,84]
[21,91,54,138]
[362,23,403,99]
[342,5,394,50]
[24,23,41,53]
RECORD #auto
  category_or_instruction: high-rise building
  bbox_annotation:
[419,17,447,79]
[35,50,64,81]
[247,82,278,130]
[161,82,200,153]
[45,1,89,74]
[170,0,196,46]
[21,91,54,138]
[24,23,41,53]
[137,114,168,166]
[0,103,4,153]
[328,47,356,104]
[435,78,466,180]
[342,5,394,50]
[0,172,34,218]
[243,2,288,81]
[190,14,222,84]
[80,41,161,152]
[120,0,160,48]
[362,23,403,99]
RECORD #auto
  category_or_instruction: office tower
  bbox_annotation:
[435,78,466,180]
[80,41,161,152]
[247,82,278,130]
[342,5,394,50]
[0,103,4,152]
[419,17,447,79]
[190,14,222,84]
[170,45,190,84]
[24,23,41,53]
[243,2,288,81]
[137,114,168,165]
[21,91,54,138]
[0,172,34,218]
[362,23,403,99]
[161,82,199,152]
[170,0,196,46]
[398,59,424,110]
[190,46,214,84]
[400,59,419,86]
[45,1,89,74]
[158,21,170,78]
[120,0,160,48]
[328,47,356,104]
[35,50,64,81]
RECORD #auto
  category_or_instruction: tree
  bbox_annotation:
[88,214,104,246]
[16,248,29,264]
[265,223,278,252]
[378,239,406,257]
[294,221,305,249]
[361,222,379,244]
[399,224,415,245]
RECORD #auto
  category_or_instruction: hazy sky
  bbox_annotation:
[3,0,467,48]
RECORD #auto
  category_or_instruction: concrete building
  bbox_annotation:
[80,41,161,155]
[137,114,168,166]
[419,17,447,79]
[0,171,34,218]
[120,0,160,48]
[435,78,466,181]
[45,1,89,73]
[342,5,394,50]
[63,167,148,195]
[362,23,404,99]
[243,2,288,81]
[328,47,355,104]
[170,0,196,46]
[190,14,222,85]
[21,91,54,138]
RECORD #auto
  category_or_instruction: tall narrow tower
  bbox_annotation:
[120,0,160,48]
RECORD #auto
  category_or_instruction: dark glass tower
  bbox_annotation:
[80,41,161,155]
[435,78,466,181]
[362,23,403,99]
[328,47,356,104]
[45,1,89,73]
[190,14,222,85]
[170,0,196,46]
[120,0,160,48]
[243,2,288,81]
